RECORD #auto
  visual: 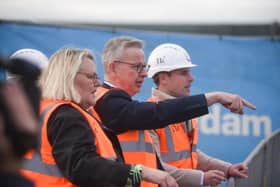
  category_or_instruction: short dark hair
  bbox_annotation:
[152,71,171,86]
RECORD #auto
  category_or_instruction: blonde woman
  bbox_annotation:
[21,48,178,187]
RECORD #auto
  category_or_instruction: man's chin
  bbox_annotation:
[131,88,141,96]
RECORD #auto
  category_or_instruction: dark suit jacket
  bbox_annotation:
[94,83,209,134]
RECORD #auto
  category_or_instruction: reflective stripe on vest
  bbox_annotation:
[192,144,197,152]
[119,131,154,153]
[148,96,198,169]
[96,86,158,187]
[158,120,198,168]
[22,100,117,187]
[95,87,155,155]
[118,130,158,187]
[22,153,63,177]
[22,103,63,177]
[160,126,192,162]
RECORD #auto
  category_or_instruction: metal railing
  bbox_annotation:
[227,129,280,187]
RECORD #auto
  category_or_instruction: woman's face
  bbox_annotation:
[74,57,100,109]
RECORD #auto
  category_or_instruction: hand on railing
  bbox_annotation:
[228,163,248,178]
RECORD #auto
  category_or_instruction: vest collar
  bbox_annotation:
[151,88,191,130]
[151,87,175,101]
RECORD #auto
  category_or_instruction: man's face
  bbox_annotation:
[164,68,194,97]
[113,47,147,96]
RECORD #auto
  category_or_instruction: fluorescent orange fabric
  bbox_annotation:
[148,97,198,169]
[21,100,117,187]
[94,87,158,187]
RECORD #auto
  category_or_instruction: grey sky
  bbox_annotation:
[0,0,279,24]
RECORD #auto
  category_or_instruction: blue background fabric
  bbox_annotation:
[1,22,279,164]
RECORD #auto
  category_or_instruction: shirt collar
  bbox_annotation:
[151,87,175,101]
[104,81,116,88]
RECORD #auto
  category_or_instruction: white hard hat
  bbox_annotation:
[147,43,196,78]
[7,48,49,79]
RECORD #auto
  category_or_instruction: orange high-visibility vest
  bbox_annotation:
[92,86,158,187]
[21,100,117,187]
[148,97,198,169]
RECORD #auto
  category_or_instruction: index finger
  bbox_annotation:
[236,171,248,178]
[242,98,256,110]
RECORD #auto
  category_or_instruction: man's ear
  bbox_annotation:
[108,61,117,74]
[158,73,169,85]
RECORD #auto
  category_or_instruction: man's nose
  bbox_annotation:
[188,74,194,83]
[140,69,148,77]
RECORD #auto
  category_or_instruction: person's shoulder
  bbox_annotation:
[100,83,131,99]
[94,88,133,112]
[51,104,83,119]
[102,88,131,100]
[47,104,91,132]
[108,88,129,95]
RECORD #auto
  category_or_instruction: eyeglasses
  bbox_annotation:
[77,71,99,81]
[113,60,148,73]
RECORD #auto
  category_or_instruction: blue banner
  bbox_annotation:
[1,22,279,164]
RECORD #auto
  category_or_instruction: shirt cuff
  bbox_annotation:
[200,172,204,187]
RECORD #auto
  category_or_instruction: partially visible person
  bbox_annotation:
[147,43,249,187]
[6,48,48,115]
[6,48,48,80]
[92,36,255,187]
[0,57,41,187]
[21,48,178,187]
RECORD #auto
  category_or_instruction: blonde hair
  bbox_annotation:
[40,48,94,103]
[102,36,144,74]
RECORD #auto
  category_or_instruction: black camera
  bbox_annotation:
[0,57,41,157]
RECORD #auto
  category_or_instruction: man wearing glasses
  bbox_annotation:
[92,36,255,187]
